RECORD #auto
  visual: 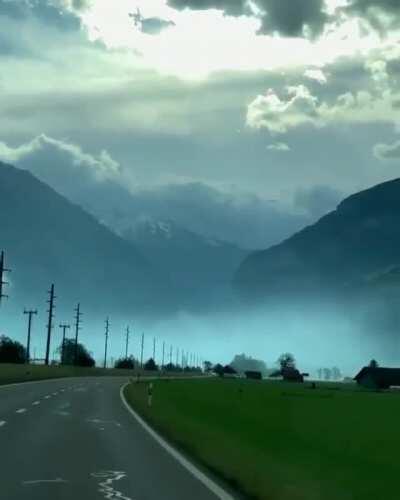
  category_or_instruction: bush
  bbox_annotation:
[58,338,95,367]
[115,357,136,369]
[144,358,158,371]
[0,335,27,364]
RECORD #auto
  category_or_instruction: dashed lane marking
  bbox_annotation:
[32,401,40,406]
[0,421,6,427]
[16,409,27,414]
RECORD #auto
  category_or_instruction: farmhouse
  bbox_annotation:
[282,367,305,383]
[354,367,400,389]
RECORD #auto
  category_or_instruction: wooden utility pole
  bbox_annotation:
[23,309,37,363]
[45,284,56,366]
[176,347,179,367]
[140,333,144,368]
[153,337,156,361]
[73,303,82,365]
[169,345,173,365]
[59,323,70,364]
[162,341,165,368]
[0,251,11,306]
[104,317,110,369]
[125,326,130,359]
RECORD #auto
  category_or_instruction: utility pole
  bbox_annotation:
[169,345,173,365]
[162,341,165,369]
[104,317,110,369]
[59,323,70,364]
[176,347,179,367]
[0,251,11,306]
[153,337,156,361]
[140,333,144,368]
[23,309,37,363]
[73,303,82,366]
[45,284,56,366]
[125,326,130,359]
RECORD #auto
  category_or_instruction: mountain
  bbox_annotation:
[235,178,400,302]
[121,219,247,311]
[0,162,172,317]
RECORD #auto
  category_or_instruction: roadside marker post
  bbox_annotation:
[148,382,153,407]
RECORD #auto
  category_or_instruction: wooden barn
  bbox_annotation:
[354,367,400,389]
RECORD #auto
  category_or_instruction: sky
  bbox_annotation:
[0,0,400,249]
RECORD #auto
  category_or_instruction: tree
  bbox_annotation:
[331,366,342,380]
[115,356,135,369]
[203,361,213,372]
[223,365,237,375]
[323,367,332,380]
[144,358,158,371]
[58,339,95,367]
[0,336,27,364]
[369,359,379,368]
[278,353,296,370]
[213,363,224,377]
[230,354,268,376]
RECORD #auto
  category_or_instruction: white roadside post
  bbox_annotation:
[148,383,153,407]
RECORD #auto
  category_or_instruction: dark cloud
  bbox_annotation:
[0,0,81,31]
[257,0,328,38]
[343,0,400,33]
[129,11,176,35]
[168,0,329,38]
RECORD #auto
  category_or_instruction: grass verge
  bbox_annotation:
[124,378,400,500]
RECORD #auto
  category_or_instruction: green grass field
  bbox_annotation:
[124,378,400,500]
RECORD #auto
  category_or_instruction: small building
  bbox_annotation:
[245,370,262,380]
[282,367,304,383]
[354,367,400,390]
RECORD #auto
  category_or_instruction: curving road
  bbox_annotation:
[0,377,235,500]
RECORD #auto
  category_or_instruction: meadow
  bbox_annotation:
[124,378,400,500]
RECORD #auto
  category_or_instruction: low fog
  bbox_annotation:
[1,295,397,378]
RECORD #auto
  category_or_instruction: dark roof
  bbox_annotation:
[354,367,400,385]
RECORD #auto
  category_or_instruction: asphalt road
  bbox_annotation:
[0,377,235,500]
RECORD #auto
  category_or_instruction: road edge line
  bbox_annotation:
[120,382,235,500]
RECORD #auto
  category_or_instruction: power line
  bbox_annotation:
[140,333,144,368]
[0,251,11,305]
[45,284,56,366]
[104,317,110,369]
[23,309,37,363]
[59,323,70,364]
[73,303,82,366]
[125,325,130,359]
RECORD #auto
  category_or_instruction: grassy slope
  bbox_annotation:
[124,378,400,500]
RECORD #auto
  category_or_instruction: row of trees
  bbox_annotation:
[114,356,202,372]
[0,335,96,366]
[317,367,342,381]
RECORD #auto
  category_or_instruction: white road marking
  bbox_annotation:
[23,478,68,485]
[87,418,122,428]
[32,401,40,406]
[91,471,133,500]
[52,392,58,396]
[44,395,51,399]
[16,408,27,414]
[120,383,234,500]
[0,421,6,427]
